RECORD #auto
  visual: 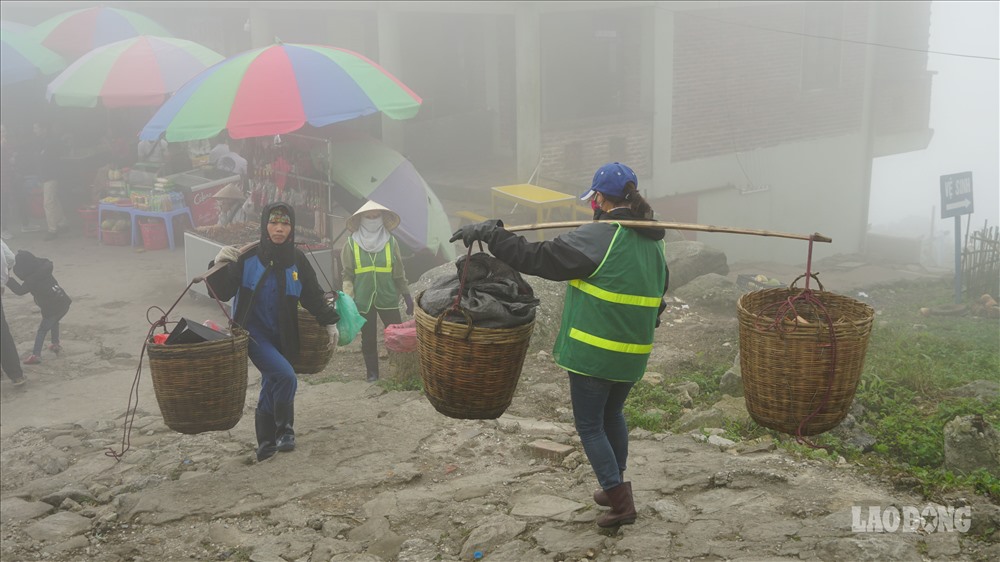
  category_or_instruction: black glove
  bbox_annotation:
[655,298,666,328]
[449,219,504,248]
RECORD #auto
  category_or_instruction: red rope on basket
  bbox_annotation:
[105,279,234,462]
[753,236,838,450]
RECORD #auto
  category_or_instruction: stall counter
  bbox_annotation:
[167,168,241,227]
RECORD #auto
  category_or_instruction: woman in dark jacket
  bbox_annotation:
[6,249,72,364]
[451,162,669,528]
[208,202,339,462]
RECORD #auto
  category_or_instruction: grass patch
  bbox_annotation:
[625,355,731,433]
[853,279,1000,501]
[378,377,424,392]
[622,278,1000,502]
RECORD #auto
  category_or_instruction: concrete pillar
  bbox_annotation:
[484,18,503,157]
[377,7,406,151]
[650,5,675,199]
[514,5,541,182]
[249,7,273,49]
[858,4,880,254]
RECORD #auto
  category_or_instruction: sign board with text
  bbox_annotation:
[940,172,974,219]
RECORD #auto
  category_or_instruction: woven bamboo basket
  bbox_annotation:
[146,327,249,435]
[737,287,875,436]
[414,292,535,419]
[292,308,333,374]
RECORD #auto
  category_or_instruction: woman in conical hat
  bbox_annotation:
[212,183,252,226]
[341,200,412,382]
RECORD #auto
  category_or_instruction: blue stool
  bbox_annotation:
[98,204,194,250]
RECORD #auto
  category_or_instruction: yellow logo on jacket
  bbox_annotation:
[292,271,298,281]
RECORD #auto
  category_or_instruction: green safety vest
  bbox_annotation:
[351,237,399,313]
[553,225,666,382]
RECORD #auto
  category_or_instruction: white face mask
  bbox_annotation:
[360,216,384,232]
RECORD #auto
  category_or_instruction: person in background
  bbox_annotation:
[1,124,14,240]
[104,125,135,169]
[340,201,413,383]
[160,142,193,176]
[449,162,669,528]
[137,137,167,164]
[207,203,340,462]
[0,240,26,386]
[28,122,67,241]
[208,132,232,166]
[212,183,253,226]
[5,248,72,366]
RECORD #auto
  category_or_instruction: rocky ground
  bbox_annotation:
[1,231,998,562]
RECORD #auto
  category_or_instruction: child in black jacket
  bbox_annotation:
[6,249,71,364]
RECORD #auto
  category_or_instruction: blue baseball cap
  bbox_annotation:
[580,162,637,200]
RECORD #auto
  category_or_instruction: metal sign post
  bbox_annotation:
[940,172,974,303]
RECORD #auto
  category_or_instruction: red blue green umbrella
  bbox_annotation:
[322,135,455,261]
[1,20,31,34]
[1,29,66,86]
[30,6,172,60]
[139,42,422,142]
[45,36,223,108]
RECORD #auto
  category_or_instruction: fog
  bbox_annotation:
[2,1,997,264]
[870,0,1000,240]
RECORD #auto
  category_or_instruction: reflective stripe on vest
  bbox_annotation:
[352,239,392,274]
[567,327,653,354]
[568,279,662,308]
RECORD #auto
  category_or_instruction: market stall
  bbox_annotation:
[181,136,335,299]
[166,167,241,227]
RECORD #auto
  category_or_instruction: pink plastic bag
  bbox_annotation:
[385,320,418,353]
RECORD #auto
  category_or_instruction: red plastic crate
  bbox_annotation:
[77,208,99,238]
[139,220,168,251]
[101,229,130,246]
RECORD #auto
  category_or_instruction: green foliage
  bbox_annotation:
[842,279,1000,500]
[623,381,681,432]
[378,377,424,392]
[623,353,732,433]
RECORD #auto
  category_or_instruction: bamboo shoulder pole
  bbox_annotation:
[505,220,832,243]
[193,241,259,283]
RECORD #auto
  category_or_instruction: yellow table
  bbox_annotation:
[491,184,576,240]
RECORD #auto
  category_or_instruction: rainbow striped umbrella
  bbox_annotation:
[1,20,31,34]
[1,29,66,86]
[30,6,171,60]
[140,42,422,141]
[46,36,223,108]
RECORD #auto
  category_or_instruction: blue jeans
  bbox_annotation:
[568,371,635,491]
[33,312,65,356]
[248,331,297,414]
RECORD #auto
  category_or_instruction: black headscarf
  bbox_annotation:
[257,202,296,269]
[12,249,48,280]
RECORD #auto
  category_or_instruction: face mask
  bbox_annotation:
[361,216,384,232]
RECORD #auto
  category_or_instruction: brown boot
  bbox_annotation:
[593,488,610,507]
[594,472,624,506]
[596,482,636,527]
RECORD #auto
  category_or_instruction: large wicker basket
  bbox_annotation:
[737,287,875,436]
[292,308,333,374]
[146,327,249,435]
[414,292,535,419]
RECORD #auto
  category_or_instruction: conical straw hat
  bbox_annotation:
[211,183,245,200]
[346,200,401,232]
